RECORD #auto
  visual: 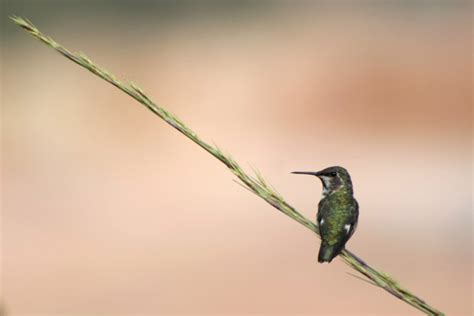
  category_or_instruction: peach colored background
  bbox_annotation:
[1,2,472,315]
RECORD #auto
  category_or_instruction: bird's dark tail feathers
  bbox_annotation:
[318,243,343,263]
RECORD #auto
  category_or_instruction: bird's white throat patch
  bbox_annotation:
[321,176,332,198]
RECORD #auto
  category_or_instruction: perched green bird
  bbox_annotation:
[292,166,359,263]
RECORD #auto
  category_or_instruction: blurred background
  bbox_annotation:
[1,1,472,315]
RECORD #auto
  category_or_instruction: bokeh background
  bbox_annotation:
[1,1,472,315]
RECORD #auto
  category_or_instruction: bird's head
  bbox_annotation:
[292,166,353,195]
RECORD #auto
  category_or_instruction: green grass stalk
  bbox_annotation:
[10,16,444,316]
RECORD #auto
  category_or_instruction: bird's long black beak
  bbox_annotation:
[291,171,322,176]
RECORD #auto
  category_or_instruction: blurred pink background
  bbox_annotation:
[1,1,472,315]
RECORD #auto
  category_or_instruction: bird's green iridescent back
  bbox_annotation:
[318,188,358,249]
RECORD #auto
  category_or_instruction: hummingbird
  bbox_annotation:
[292,166,359,263]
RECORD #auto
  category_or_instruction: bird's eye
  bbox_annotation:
[330,172,337,177]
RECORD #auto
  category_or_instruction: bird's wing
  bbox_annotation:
[347,199,359,239]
